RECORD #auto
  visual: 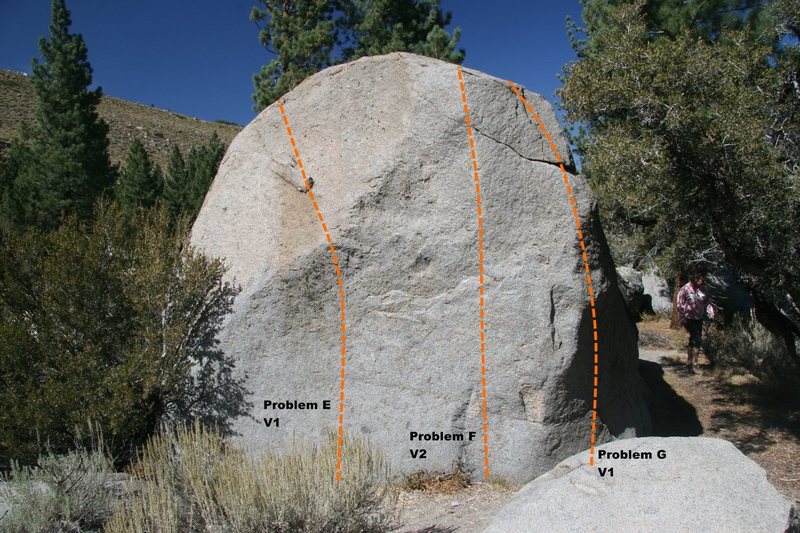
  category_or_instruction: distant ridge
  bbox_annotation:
[0,69,242,168]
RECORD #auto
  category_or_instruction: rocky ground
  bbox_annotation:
[393,317,800,532]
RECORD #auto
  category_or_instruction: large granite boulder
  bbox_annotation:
[642,269,673,315]
[486,437,799,533]
[191,53,650,483]
[616,266,651,320]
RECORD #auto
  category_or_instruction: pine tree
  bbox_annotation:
[251,0,338,111]
[571,0,769,60]
[347,0,464,63]
[185,133,225,218]
[116,138,162,209]
[559,0,800,361]
[163,145,189,216]
[251,0,465,110]
[2,0,114,230]
[161,135,225,220]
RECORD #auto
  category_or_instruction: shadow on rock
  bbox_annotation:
[639,360,703,436]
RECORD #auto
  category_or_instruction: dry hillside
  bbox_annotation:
[0,69,242,168]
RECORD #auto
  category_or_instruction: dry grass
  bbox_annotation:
[401,464,471,494]
[0,69,241,168]
[0,432,120,532]
[106,423,398,532]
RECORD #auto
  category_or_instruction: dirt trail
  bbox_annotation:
[639,345,800,507]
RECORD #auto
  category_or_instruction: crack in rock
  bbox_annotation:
[410,86,572,173]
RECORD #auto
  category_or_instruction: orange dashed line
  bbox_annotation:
[458,67,491,479]
[278,99,348,482]
[509,82,601,468]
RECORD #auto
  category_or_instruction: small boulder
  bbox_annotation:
[485,436,799,533]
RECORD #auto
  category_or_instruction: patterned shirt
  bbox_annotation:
[677,282,709,322]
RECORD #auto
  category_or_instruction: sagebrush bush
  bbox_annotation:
[106,423,398,532]
[0,436,119,532]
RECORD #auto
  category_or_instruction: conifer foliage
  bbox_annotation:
[115,138,162,209]
[0,0,114,230]
[251,0,339,111]
[559,0,800,361]
[347,0,464,62]
[163,133,226,219]
[251,0,464,110]
[163,144,190,215]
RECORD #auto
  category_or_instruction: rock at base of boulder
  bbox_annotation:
[485,436,799,533]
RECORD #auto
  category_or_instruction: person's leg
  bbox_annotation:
[683,324,692,370]
[686,320,701,373]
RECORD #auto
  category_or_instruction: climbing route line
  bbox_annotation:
[508,83,601,467]
[457,67,491,479]
[277,99,348,481]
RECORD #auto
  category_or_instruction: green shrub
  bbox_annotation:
[0,433,119,532]
[106,423,398,533]
[0,203,246,467]
[705,315,799,391]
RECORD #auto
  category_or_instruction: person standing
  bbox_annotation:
[677,271,713,374]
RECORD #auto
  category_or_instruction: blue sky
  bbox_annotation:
[0,1,585,126]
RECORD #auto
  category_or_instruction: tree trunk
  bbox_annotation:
[670,273,684,329]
